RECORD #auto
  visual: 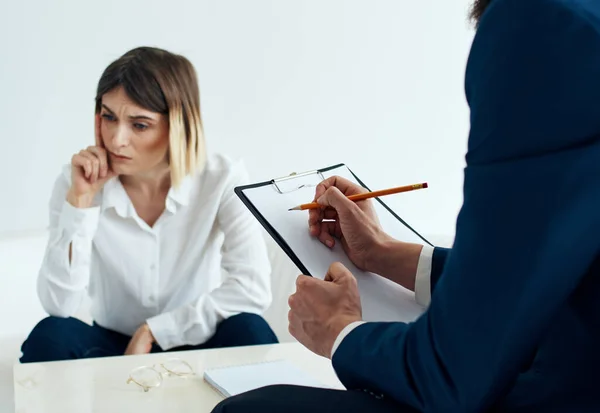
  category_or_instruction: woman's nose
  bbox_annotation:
[111,125,130,147]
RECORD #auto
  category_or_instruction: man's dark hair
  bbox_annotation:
[469,0,493,27]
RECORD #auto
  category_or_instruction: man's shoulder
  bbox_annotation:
[465,0,600,165]
[480,0,600,29]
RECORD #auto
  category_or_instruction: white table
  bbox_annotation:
[13,343,344,413]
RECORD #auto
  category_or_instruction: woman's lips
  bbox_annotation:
[109,152,132,161]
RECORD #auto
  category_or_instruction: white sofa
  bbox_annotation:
[0,229,453,412]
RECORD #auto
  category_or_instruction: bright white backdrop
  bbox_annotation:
[0,3,475,410]
[0,0,474,239]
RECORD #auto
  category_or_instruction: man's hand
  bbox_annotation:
[309,175,424,291]
[124,324,155,356]
[309,176,390,272]
[288,262,362,359]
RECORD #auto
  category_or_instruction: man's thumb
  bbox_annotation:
[325,262,352,283]
[317,187,353,211]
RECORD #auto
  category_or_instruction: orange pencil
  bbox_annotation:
[288,182,428,211]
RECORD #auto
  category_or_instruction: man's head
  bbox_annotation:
[469,0,493,27]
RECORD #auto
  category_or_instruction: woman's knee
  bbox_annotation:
[26,316,80,340]
[20,316,87,363]
[216,313,278,346]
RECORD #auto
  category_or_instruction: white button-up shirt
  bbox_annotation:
[37,154,272,350]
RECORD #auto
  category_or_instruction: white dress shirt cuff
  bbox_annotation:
[146,312,180,351]
[58,200,101,238]
[415,244,434,307]
[331,321,366,358]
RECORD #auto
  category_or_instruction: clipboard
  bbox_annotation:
[235,163,431,322]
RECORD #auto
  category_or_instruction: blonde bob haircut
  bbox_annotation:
[94,46,206,187]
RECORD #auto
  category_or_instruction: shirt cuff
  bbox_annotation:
[415,245,434,307]
[146,312,180,351]
[331,321,366,358]
[59,200,101,239]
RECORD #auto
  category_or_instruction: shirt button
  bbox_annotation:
[150,264,156,270]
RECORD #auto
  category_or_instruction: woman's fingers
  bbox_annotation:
[72,153,92,179]
[86,146,108,178]
[78,150,100,183]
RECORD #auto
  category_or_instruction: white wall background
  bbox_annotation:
[0,0,474,239]
[0,2,474,409]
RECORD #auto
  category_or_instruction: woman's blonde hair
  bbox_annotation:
[94,46,206,187]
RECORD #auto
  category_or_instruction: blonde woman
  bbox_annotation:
[20,47,277,362]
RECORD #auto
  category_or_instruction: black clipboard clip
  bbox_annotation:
[270,169,326,194]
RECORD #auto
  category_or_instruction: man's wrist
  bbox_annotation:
[327,315,362,358]
[330,320,366,358]
[368,239,423,291]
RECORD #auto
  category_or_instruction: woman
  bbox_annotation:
[20,47,278,362]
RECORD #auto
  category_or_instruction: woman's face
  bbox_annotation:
[97,86,169,176]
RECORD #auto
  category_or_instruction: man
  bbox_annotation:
[212,0,600,411]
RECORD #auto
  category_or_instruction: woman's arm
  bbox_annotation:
[37,166,101,317]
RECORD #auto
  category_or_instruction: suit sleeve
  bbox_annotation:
[332,0,600,411]
[430,247,449,292]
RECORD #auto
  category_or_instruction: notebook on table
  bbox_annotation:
[203,359,330,398]
[235,163,431,322]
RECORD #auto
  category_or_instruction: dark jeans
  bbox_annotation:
[210,385,413,413]
[20,312,278,363]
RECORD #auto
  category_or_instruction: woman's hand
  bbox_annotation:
[124,324,156,356]
[66,115,116,208]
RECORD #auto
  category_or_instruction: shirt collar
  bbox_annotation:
[101,175,193,217]
[101,177,132,217]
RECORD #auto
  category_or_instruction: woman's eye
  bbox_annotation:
[134,123,148,131]
[101,113,115,121]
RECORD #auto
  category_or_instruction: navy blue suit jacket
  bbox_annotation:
[332,0,600,411]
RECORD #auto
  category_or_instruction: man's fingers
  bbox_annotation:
[317,186,357,213]
[309,220,320,237]
[291,275,329,318]
[325,262,354,283]
[313,181,328,202]
[312,221,341,248]
[315,175,368,198]
[309,208,338,239]
[318,222,338,248]
[295,274,314,290]
[310,175,366,227]
[323,208,338,220]
[308,207,323,228]
[288,309,299,338]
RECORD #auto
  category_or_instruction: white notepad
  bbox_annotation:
[203,360,329,398]
[235,164,429,322]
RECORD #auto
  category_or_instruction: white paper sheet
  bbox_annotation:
[204,360,329,398]
[242,165,427,322]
